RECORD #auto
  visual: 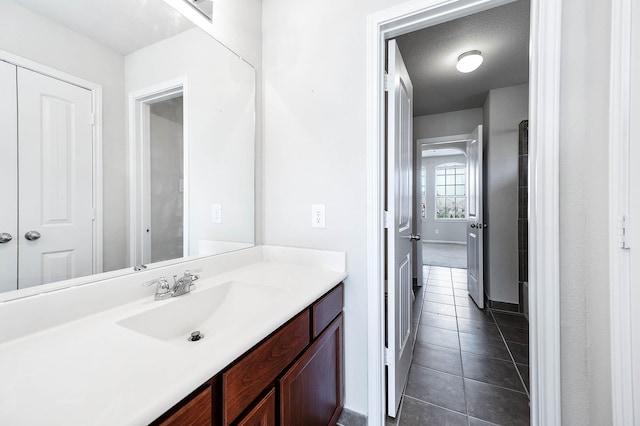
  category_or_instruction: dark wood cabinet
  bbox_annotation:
[155,385,212,426]
[236,388,276,426]
[279,314,343,426]
[153,283,343,426]
[222,311,310,424]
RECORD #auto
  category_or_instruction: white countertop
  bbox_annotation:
[0,247,347,425]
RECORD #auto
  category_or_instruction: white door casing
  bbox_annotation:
[368,1,563,424]
[17,68,94,288]
[385,39,415,417]
[466,125,484,308]
[0,61,18,293]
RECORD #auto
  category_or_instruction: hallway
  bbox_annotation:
[389,266,530,425]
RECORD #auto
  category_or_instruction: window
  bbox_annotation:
[435,163,466,219]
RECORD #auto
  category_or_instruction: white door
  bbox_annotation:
[0,61,18,293]
[386,39,415,417]
[466,125,484,308]
[17,68,94,288]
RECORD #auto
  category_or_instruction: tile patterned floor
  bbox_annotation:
[387,266,530,426]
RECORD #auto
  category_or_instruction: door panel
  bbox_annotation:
[17,68,94,288]
[386,39,414,417]
[466,126,484,308]
[0,61,18,293]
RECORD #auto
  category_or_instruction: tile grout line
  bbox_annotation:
[449,267,471,418]
[489,309,530,400]
[402,394,469,418]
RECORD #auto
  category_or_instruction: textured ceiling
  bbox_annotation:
[12,0,195,55]
[395,0,530,117]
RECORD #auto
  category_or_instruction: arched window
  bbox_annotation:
[435,162,466,219]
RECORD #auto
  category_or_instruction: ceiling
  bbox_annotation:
[12,0,195,55]
[395,0,530,117]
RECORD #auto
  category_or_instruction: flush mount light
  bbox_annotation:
[456,50,483,73]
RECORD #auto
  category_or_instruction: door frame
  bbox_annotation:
[365,0,562,424]
[0,49,104,275]
[128,77,189,266]
[609,0,635,422]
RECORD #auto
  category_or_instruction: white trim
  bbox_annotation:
[366,0,562,424]
[609,0,635,423]
[0,49,104,275]
[423,240,466,245]
[418,134,470,145]
[128,77,189,266]
[528,0,562,423]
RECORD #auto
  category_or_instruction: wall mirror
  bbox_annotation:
[0,0,255,298]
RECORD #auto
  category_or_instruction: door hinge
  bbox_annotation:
[383,210,390,229]
[90,113,96,126]
[616,216,630,249]
[384,72,390,92]
[384,346,391,366]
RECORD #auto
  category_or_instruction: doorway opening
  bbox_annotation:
[419,138,469,270]
[129,80,189,266]
[367,0,562,424]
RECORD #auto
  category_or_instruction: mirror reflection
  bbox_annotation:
[0,0,255,295]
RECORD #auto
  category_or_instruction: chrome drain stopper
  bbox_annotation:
[188,331,204,342]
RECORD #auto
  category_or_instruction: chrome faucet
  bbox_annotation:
[144,269,201,300]
[171,270,200,297]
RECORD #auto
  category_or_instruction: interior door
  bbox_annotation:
[17,68,94,288]
[466,125,484,308]
[0,61,18,293]
[386,39,415,417]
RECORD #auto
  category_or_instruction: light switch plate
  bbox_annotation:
[312,204,325,228]
[212,204,222,223]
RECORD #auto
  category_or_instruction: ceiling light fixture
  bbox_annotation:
[456,50,483,73]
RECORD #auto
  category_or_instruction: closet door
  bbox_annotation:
[17,68,94,288]
[0,61,17,293]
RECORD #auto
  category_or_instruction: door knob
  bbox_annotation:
[470,223,476,228]
[0,233,12,243]
[410,234,421,241]
[24,231,41,241]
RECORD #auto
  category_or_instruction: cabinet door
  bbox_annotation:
[280,314,343,426]
[236,388,276,426]
[156,385,211,426]
[0,61,17,293]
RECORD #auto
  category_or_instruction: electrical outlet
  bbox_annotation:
[211,204,222,224]
[312,204,325,228]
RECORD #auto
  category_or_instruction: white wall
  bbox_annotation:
[262,0,613,422]
[559,0,612,423]
[414,107,483,139]
[482,84,528,304]
[421,154,467,243]
[0,0,127,272]
[126,28,256,254]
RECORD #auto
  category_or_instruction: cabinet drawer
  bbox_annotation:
[222,310,310,425]
[156,385,211,426]
[312,283,343,338]
[236,388,276,426]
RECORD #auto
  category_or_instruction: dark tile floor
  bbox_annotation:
[388,266,530,426]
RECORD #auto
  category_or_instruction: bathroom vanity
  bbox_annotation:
[155,283,343,425]
[0,246,346,425]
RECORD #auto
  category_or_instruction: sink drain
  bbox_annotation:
[188,331,204,342]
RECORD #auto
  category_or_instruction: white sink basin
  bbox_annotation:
[117,281,284,346]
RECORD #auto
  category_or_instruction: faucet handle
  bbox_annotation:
[144,277,171,300]
[185,269,201,281]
